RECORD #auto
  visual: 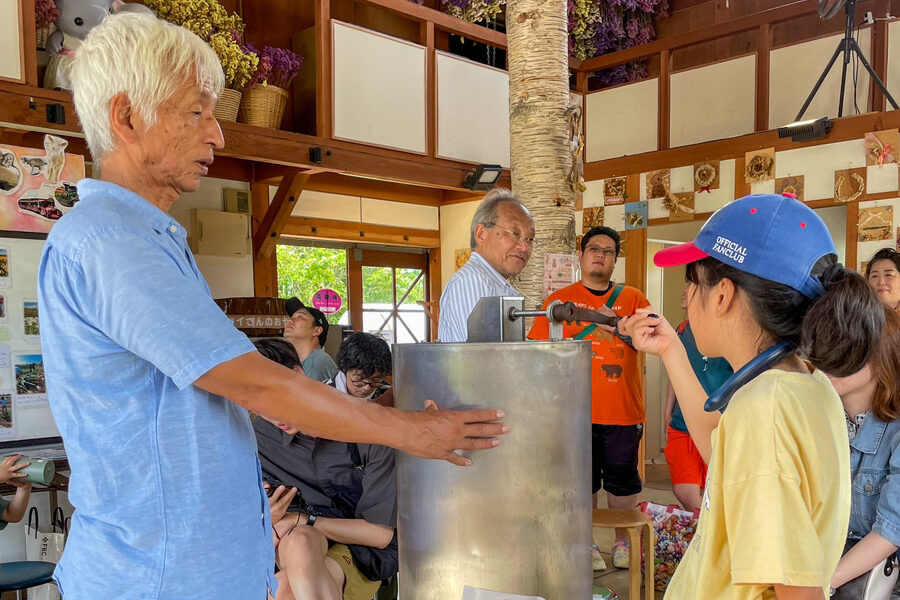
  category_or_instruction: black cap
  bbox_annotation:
[284,297,329,348]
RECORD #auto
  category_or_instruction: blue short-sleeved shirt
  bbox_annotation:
[38,179,274,599]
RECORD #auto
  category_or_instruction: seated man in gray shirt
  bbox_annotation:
[283,297,338,382]
[254,336,395,600]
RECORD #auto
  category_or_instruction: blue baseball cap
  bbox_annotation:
[654,193,837,299]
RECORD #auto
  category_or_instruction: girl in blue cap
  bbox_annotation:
[619,193,884,600]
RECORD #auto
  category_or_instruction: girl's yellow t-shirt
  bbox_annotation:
[664,368,850,600]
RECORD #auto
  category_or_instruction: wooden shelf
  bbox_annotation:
[0,82,510,192]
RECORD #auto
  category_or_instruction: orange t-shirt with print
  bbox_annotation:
[527,282,650,425]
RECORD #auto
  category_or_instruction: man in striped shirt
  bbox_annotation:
[438,189,535,342]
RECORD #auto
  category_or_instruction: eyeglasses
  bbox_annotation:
[584,245,617,258]
[348,376,384,390]
[496,228,536,247]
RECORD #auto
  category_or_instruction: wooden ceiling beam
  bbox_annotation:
[282,216,440,248]
[585,110,900,181]
[580,0,818,72]
[253,169,311,260]
[303,172,443,205]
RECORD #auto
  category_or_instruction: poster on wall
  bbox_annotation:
[0,248,9,288]
[0,137,84,234]
[0,392,14,438]
[543,253,577,297]
[14,353,47,407]
[22,300,39,344]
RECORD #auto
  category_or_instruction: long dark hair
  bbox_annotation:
[686,255,884,377]
[871,307,900,422]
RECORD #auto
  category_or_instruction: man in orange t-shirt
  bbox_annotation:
[528,226,649,569]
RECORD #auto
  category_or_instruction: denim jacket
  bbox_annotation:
[848,415,900,547]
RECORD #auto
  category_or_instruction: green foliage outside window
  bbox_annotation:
[276,245,426,326]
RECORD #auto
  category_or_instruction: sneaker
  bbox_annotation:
[592,544,607,571]
[611,540,629,569]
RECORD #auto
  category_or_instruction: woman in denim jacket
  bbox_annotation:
[829,307,900,598]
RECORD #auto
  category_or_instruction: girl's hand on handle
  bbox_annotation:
[617,307,678,357]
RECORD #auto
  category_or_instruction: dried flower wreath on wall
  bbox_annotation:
[775,176,805,202]
[834,168,866,203]
[663,192,695,222]
[693,161,719,193]
[744,148,775,184]
[646,169,669,199]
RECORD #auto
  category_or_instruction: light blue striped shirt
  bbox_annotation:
[438,251,520,342]
[38,179,274,599]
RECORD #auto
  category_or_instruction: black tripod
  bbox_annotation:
[795,0,899,121]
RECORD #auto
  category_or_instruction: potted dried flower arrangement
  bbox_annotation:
[239,44,303,129]
[143,0,259,122]
[35,0,60,50]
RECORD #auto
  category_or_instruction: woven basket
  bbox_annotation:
[240,84,289,129]
[213,88,241,123]
[36,26,53,50]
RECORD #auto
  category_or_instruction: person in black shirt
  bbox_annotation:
[253,335,396,600]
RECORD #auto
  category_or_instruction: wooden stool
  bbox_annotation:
[592,509,655,600]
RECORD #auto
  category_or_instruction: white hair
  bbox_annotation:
[70,12,225,165]
[469,188,530,250]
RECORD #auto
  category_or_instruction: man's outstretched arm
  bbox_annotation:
[195,351,509,466]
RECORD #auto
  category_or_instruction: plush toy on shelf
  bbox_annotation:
[44,0,152,91]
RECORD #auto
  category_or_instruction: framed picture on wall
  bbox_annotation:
[0,0,25,84]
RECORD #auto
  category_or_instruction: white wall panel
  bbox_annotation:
[868,163,900,194]
[769,30,872,128]
[774,139,865,201]
[888,20,900,108]
[670,55,756,147]
[293,190,362,222]
[175,178,253,299]
[439,201,481,289]
[332,21,426,153]
[0,0,22,81]
[436,52,509,167]
[361,198,439,230]
[585,78,658,162]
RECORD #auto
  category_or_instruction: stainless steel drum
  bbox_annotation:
[393,340,592,600]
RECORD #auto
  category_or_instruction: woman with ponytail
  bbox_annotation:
[828,308,900,599]
[619,194,885,600]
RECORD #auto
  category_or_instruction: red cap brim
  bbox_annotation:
[653,241,710,267]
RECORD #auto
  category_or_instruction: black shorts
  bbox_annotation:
[591,423,643,496]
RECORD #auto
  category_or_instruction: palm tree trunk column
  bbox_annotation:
[507,0,576,305]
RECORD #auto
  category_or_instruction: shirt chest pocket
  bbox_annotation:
[851,468,889,525]
[853,468,889,496]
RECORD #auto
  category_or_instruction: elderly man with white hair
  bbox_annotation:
[438,189,535,342]
[38,13,508,599]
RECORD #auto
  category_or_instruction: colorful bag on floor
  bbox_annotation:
[639,501,699,591]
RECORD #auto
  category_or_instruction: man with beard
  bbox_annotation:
[528,226,650,570]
